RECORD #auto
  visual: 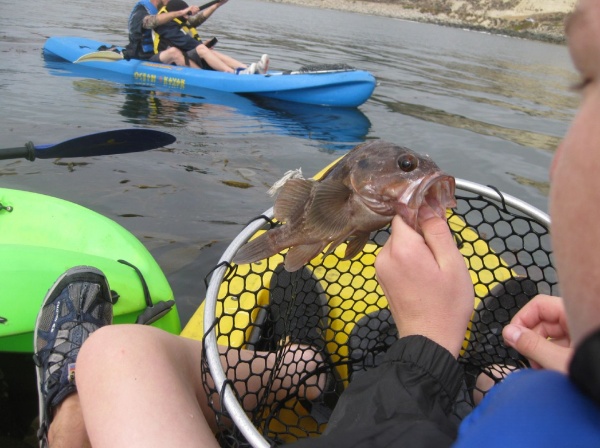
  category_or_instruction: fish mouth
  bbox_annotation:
[396,173,456,229]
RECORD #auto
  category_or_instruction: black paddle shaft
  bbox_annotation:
[198,0,221,11]
[0,143,36,161]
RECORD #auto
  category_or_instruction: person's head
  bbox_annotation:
[550,0,600,346]
[166,0,189,12]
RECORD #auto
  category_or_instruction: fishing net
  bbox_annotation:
[200,179,556,448]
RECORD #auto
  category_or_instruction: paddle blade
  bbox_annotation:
[34,129,176,159]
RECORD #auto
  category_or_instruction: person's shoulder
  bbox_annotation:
[455,369,600,447]
[131,2,149,16]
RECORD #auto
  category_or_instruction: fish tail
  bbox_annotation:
[232,232,282,266]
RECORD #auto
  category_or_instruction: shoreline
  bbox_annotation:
[261,0,576,44]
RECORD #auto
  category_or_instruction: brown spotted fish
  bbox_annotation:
[233,141,456,272]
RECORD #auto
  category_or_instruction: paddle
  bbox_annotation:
[196,0,221,11]
[0,129,176,161]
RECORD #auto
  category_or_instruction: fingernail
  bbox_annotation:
[503,324,522,345]
[418,204,436,221]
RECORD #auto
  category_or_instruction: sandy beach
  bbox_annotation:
[261,0,577,43]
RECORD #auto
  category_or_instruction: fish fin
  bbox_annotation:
[343,232,370,260]
[307,180,352,238]
[284,242,326,272]
[273,178,315,222]
[323,231,352,256]
[233,231,280,265]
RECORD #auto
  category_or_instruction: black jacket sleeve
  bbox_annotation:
[570,327,600,406]
[289,335,465,448]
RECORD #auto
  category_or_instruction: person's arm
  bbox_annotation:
[289,335,464,448]
[188,0,228,27]
[289,206,474,448]
[142,5,200,29]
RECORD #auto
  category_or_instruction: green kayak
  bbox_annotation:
[0,188,181,353]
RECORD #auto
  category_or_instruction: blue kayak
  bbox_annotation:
[43,36,376,108]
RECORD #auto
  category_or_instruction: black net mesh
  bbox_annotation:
[200,185,557,447]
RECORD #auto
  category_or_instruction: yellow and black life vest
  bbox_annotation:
[153,6,202,54]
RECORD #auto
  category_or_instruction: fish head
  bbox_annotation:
[345,141,456,229]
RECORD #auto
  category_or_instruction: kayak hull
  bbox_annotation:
[0,188,181,353]
[43,36,376,107]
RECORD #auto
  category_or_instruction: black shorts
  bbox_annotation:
[186,48,212,70]
[149,53,163,63]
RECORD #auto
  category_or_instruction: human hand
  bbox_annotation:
[184,5,200,16]
[375,206,474,358]
[502,294,573,373]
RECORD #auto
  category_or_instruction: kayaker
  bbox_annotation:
[154,0,270,75]
[32,0,600,445]
[153,0,269,75]
[123,0,260,74]
[123,0,194,66]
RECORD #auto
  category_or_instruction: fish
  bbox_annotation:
[233,141,456,272]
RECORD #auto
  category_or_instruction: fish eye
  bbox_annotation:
[398,154,418,172]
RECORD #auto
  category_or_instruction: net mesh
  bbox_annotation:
[200,183,557,447]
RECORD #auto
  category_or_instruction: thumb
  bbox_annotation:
[503,324,569,373]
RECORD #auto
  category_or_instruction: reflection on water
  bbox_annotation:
[408,53,578,120]
[508,173,550,197]
[449,60,576,122]
[49,59,372,151]
[383,100,563,152]
[376,40,577,141]
[246,96,372,151]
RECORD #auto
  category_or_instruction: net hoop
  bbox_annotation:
[202,178,551,448]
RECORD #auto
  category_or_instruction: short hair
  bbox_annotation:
[166,0,190,12]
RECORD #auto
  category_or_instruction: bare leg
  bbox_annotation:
[75,324,325,448]
[194,44,236,73]
[158,47,203,68]
[210,49,245,70]
[47,394,91,448]
[157,47,188,66]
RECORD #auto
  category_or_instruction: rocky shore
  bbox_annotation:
[261,0,576,44]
